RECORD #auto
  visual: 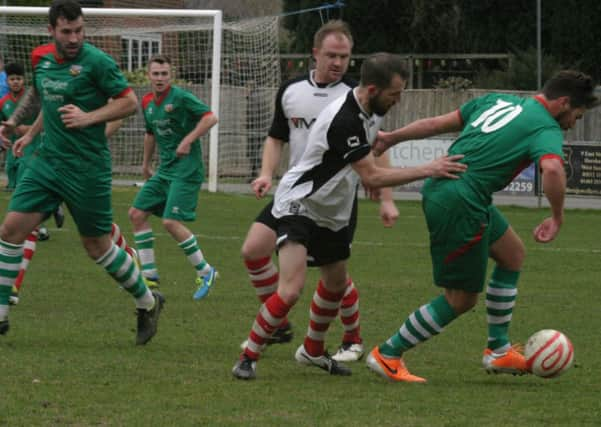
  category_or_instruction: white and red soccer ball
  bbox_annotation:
[525,329,574,378]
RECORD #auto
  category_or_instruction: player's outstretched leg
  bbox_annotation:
[96,241,165,344]
[176,234,217,300]
[369,295,457,383]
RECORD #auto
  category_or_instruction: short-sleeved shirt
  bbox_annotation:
[0,89,40,159]
[272,89,382,231]
[32,42,131,172]
[269,71,356,168]
[422,93,565,209]
[142,85,211,183]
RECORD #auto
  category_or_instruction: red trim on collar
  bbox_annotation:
[534,95,550,110]
[153,85,172,106]
[31,43,63,69]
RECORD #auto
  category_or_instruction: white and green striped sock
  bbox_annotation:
[0,239,22,319]
[134,228,158,280]
[486,266,519,353]
[96,242,153,310]
[178,235,211,277]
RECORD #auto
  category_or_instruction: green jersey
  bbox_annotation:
[0,89,41,159]
[31,42,130,171]
[423,93,565,208]
[142,85,211,182]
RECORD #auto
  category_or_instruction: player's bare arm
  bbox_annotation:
[352,151,467,189]
[372,110,463,156]
[533,156,566,243]
[13,111,43,157]
[142,132,156,180]
[373,151,399,227]
[175,112,218,158]
[0,87,41,145]
[252,136,284,198]
[58,90,138,129]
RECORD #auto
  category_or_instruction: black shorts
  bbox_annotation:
[275,215,351,267]
[257,196,358,242]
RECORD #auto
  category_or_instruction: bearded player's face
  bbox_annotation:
[49,16,84,60]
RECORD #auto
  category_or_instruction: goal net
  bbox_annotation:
[0,7,280,192]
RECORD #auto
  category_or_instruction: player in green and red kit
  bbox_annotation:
[0,62,46,305]
[366,70,599,382]
[0,0,163,344]
[129,55,219,300]
[0,66,21,192]
[0,63,29,191]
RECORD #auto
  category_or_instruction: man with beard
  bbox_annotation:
[0,0,163,344]
[366,69,598,383]
[239,20,400,363]
[232,53,467,380]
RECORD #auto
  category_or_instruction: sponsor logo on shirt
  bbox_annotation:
[313,92,328,97]
[346,135,361,148]
[289,201,300,214]
[69,65,82,76]
[291,117,316,129]
[165,104,174,113]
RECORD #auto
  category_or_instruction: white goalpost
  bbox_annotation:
[0,6,281,192]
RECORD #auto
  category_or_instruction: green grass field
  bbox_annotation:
[0,188,599,426]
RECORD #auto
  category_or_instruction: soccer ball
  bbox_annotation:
[524,329,574,378]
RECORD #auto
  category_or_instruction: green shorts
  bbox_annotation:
[132,174,201,221]
[422,196,509,293]
[9,156,113,237]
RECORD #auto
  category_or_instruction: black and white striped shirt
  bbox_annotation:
[272,88,383,231]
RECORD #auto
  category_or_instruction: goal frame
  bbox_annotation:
[0,6,223,192]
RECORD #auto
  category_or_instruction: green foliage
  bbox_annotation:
[473,48,563,90]
[434,76,473,91]
[1,189,600,425]
[282,0,601,84]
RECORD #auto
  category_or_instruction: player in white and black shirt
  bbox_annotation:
[233,53,467,380]
[272,89,383,233]
[239,21,399,365]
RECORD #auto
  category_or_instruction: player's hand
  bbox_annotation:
[251,175,272,199]
[142,164,154,180]
[533,217,562,243]
[372,131,393,157]
[58,104,92,129]
[0,120,16,148]
[379,199,399,227]
[176,141,192,157]
[12,133,33,157]
[427,154,467,179]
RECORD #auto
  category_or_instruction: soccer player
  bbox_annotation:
[366,70,598,382]
[128,55,219,300]
[232,53,467,380]
[0,0,163,344]
[240,20,399,362]
[0,62,47,305]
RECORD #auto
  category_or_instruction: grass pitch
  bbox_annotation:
[0,188,599,426]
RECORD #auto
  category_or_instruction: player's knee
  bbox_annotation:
[241,236,273,260]
[0,222,29,244]
[128,207,144,225]
[445,289,478,315]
